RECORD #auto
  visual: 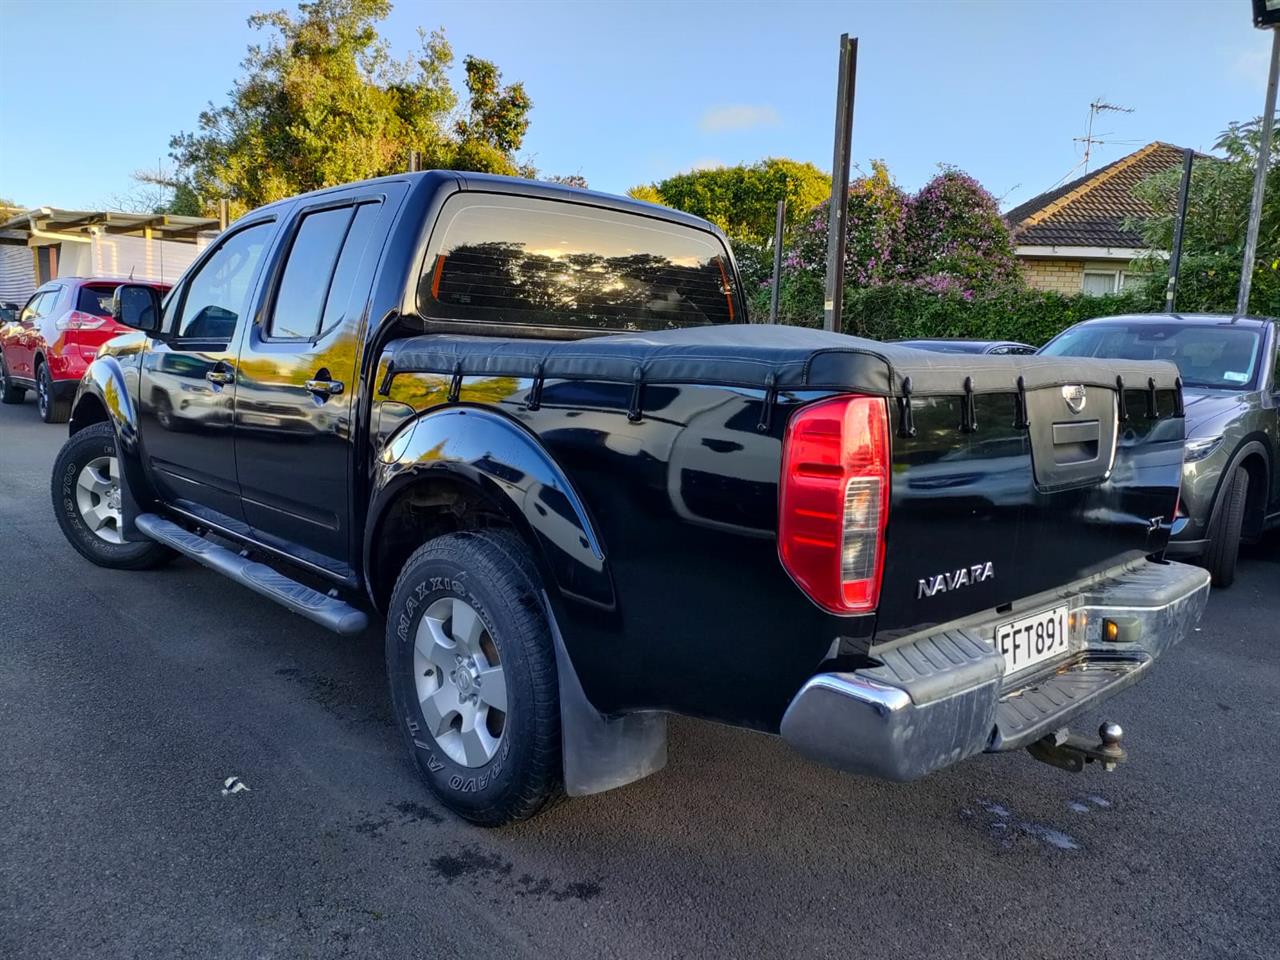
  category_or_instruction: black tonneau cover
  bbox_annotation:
[383,324,1181,397]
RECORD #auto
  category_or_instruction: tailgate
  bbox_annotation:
[873,376,1185,639]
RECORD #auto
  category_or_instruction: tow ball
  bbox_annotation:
[1027,722,1127,773]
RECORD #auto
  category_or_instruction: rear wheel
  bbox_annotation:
[386,530,562,826]
[1203,466,1248,589]
[0,356,25,404]
[37,362,70,424]
[51,422,173,570]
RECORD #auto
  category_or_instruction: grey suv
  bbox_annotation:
[1041,313,1279,587]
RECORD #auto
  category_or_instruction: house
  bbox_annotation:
[1005,141,1188,296]
[0,207,221,305]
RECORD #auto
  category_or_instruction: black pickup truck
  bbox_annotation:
[51,172,1209,825]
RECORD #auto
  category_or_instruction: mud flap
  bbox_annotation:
[543,592,668,796]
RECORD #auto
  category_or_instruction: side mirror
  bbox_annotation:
[112,284,163,334]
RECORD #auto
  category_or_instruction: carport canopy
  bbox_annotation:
[0,207,220,243]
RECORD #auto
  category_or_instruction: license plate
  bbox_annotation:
[995,604,1070,677]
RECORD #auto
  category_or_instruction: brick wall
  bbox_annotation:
[1021,258,1084,294]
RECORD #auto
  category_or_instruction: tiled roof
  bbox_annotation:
[1006,142,1189,249]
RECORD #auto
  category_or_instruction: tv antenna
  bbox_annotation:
[1073,98,1135,173]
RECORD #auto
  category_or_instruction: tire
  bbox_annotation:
[51,422,174,570]
[0,355,26,404]
[37,361,70,424]
[386,529,562,826]
[1203,466,1249,589]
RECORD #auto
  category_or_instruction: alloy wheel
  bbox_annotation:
[37,372,48,417]
[74,455,124,544]
[413,596,507,767]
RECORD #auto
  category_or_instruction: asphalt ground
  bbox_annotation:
[2,395,1278,960]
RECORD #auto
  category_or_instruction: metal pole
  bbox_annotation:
[823,34,857,333]
[409,150,420,173]
[1238,26,1280,317]
[1165,148,1194,313]
[218,198,229,232]
[769,198,786,324]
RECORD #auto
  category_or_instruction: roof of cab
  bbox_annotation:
[234,170,728,240]
[453,171,723,235]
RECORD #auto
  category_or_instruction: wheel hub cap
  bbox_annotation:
[412,596,507,768]
[74,456,124,544]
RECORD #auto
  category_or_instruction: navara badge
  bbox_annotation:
[1062,384,1087,415]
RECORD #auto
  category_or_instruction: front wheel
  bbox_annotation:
[1203,465,1249,589]
[386,530,562,826]
[51,422,174,570]
[0,355,26,404]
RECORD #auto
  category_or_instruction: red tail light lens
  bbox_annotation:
[778,395,890,614]
[55,310,107,331]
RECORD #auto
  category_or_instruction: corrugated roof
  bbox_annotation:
[0,208,220,245]
[1005,142,1189,249]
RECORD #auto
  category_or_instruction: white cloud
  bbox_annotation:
[699,104,780,133]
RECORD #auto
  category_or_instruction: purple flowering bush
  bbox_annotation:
[748,161,1155,340]
[901,167,1021,293]
[784,161,908,288]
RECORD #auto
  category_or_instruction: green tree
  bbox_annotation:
[628,158,831,246]
[168,0,534,216]
[1133,118,1280,315]
[626,183,664,205]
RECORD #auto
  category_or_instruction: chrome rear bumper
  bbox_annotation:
[779,560,1211,781]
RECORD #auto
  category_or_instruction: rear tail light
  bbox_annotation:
[778,395,890,614]
[55,310,107,331]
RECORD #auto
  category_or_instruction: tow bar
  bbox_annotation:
[1027,722,1127,773]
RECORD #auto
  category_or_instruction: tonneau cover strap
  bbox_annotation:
[897,376,917,439]
[756,372,778,434]
[627,367,644,423]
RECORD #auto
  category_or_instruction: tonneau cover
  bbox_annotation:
[383,324,1181,397]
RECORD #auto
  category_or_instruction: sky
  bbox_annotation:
[0,0,1271,215]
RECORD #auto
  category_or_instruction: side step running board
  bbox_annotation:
[135,513,368,636]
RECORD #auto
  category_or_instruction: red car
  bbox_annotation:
[0,277,169,423]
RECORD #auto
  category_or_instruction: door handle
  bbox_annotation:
[205,368,234,386]
[305,378,344,397]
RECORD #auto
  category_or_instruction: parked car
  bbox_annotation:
[892,337,1037,355]
[0,277,170,422]
[1040,313,1279,587]
[50,172,1208,826]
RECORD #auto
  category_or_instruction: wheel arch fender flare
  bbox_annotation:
[364,405,615,616]
[69,355,154,538]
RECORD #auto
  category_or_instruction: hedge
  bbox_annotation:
[750,277,1160,346]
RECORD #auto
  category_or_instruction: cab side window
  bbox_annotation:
[23,289,59,322]
[175,222,273,340]
[1272,329,1280,392]
[267,200,384,340]
[19,292,46,323]
[268,207,353,339]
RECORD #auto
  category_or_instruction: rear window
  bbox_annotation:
[77,285,119,317]
[417,194,738,332]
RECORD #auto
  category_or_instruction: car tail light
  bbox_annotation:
[778,395,890,614]
[55,310,107,331]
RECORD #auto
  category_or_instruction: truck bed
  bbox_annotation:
[375,324,1185,728]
